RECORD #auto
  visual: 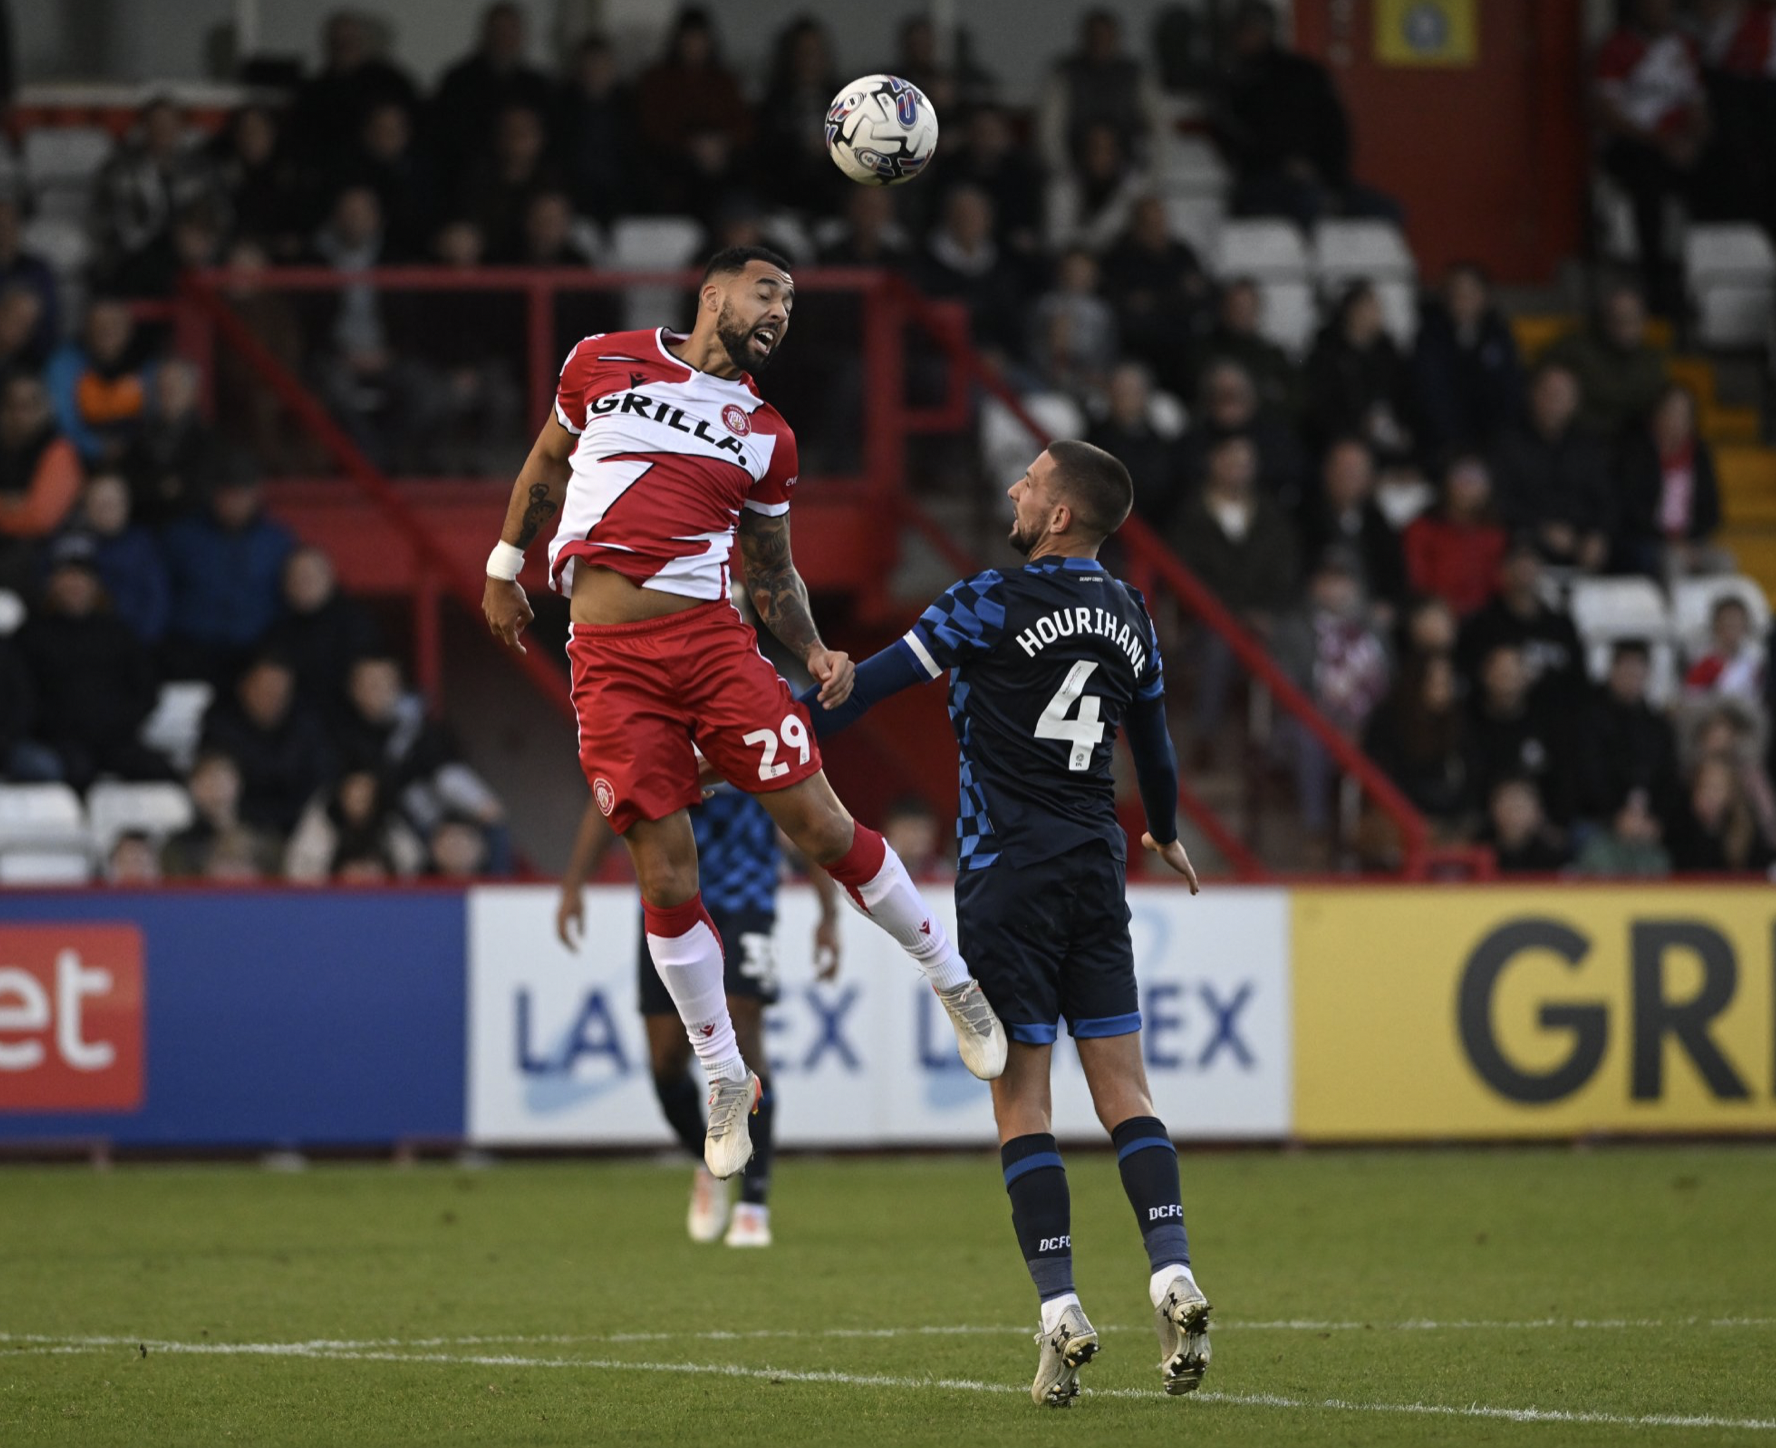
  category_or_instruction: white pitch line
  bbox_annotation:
[7,1338,1775,1432]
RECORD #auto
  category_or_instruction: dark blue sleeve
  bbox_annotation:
[1125,584,1165,703]
[1124,694,1180,845]
[902,570,1006,676]
[798,639,930,738]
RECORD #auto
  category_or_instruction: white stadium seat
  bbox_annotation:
[1684,225,1776,350]
[1161,192,1225,255]
[1216,218,1309,279]
[21,126,112,188]
[138,681,214,774]
[0,588,23,636]
[1155,136,1230,193]
[1314,221,1418,344]
[0,784,89,878]
[20,215,92,278]
[1255,279,1319,357]
[608,216,703,331]
[980,392,1086,491]
[1569,576,1678,705]
[0,849,93,886]
[1671,574,1772,660]
[86,780,195,855]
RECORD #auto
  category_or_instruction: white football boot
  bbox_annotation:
[703,1071,761,1180]
[1153,1269,1212,1395]
[1031,1302,1099,1407]
[686,1166,731,1243]
[934,980,1008,1079]
[723,1202,772,1248]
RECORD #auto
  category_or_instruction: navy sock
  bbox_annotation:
[740,1079,775,1206]
[652,1070,706,1159]
[1111,1116,1190,1273]
[1001,1133,1075,1304]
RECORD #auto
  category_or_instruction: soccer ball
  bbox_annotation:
[824,73,939,186]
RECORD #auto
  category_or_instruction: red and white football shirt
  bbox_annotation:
[1595,28,1704,135]
[547,327,799,600]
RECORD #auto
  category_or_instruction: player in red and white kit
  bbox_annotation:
[482,247,1006,1176]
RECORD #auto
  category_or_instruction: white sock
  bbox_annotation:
[838,841,971,991]
[646,913,747,1082]
[1150,1263,1196,1309]
[1039,1292,1082,1335]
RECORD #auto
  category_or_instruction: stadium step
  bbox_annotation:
[1722,526,1776,599]
[1718,445,1776,526]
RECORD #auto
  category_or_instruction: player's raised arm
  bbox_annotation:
[736,508,854,705]
[482,414,578,654]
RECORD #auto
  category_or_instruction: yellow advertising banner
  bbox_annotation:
[1293,888,1776,1139]
[1374,0,1478,67]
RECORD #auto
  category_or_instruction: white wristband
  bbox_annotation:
[486,542,525,582]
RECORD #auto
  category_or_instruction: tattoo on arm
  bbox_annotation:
[514,483,557,549]
[740,512,821,661]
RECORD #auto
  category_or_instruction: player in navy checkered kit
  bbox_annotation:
[559,788,841,1248]
[803,441,1213,1406]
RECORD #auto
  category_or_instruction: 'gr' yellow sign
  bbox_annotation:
[1293,888,1776,1139]
[1375,0,1478,67]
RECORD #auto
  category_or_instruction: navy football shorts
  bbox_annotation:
[636,907,780,1014]
[954,840,1139,1044]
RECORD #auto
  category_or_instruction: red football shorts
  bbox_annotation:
[567,599,823,832]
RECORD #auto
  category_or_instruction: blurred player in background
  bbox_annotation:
[802,441,1211,1407]
[484,246,1006,1184]
[557,785,841,1249]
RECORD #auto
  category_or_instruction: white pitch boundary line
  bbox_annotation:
[6,1338,1775,1433]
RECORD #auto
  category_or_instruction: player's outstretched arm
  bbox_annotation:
[737,509,853,705]
[795,638,932,737]
[483,415,577,655]
[1127,695,1199,894]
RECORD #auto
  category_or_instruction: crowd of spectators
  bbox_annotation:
[1,0,1773,879]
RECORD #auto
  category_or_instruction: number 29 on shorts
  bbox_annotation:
[743,714,812,781]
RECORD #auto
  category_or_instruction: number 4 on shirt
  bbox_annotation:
[1035,660,1104,771]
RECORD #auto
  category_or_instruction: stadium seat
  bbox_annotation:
[1215,218,1309,278]
[1313,221,1418,344]
[980,392,1086,490]
[1671,574,1772,658]
[86,780,195,855]
[0,782,88,856]
[0,849,93,886]
[1684,224,1776,350]
[1155,136,1230,193]
[1147,388,1189,440]
[21,126,111,188]
[608,217,703,331]
[1569,576,1678,705]
[20,215,93,279]
[1255,279,1319,357]
[0,588,22,636]
[1161,192,1225,254]
[138,681,214,774]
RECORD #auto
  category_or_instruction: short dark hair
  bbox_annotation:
[700,245,792,285]
[1611,638,1651,664]
[1712,595,1750,623]
[1046,439,1132,540]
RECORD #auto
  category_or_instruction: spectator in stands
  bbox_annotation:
[1195,278,1300,421]
[199,653,335,836]
[92,97,218,295]
[65,472,168,645]
[0,197,60,356]
[1575,787,1672,877]
[1036,9,1158,176]
[1045,121,1148,254]
[262,545,381,724]
[209,104,306,262]
[1685,701,1776,836]
[935,105,1046,260]
[1029,248,1118,404]
[1455,538,1586,702]
[455,103,563,263]
[1592,0,1708,315]
[1273,550,1391,849]
[430,1,554,174]
[892,15,997,116]
[1297,438,1407,624]
[636,9,754,222]
[1170,435,1299,745]
[1491,363,1614,573]
[1667,754,1773,870]
[817,186,912,270]
[1363,651,1474,836]
[1684,595,1766,706]
[46,297,155,467]
[0,373,83,595]
[427,815,490,880]
[1403,454,1508,618]
[1544,281,1667,439]
[286,767,425,882]
[883,793,950,877]
[1099,195,1211,397]
[1304,280,1417,467]
[1617,381,1724,577]
[1213,0,1399,226]
[1180,358,1307,512]
[1466,643,1575,823]
[160,473,296,684]
[1481,776,1571,873]
[288,11,421,173]
[336,653,509,872]
[757,18,842,215]
[342,100,438,262]
[15,538,167,791]
[515,189,596,268]
[555,36,639,226]
[124,360,229,527]
[160,749,280,880]
[0,634,47,781]
[106,830,162,885]
[0,284,50,384]
[1399,594,1459,662]
[1575,639,1681,826]
[1412,262,1523,458]
[918,186,1024,360]
[1088,361,1185,530]
[212,240,312,475]
[1692,0,1776,233]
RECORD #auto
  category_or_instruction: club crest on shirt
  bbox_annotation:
[593,777,616,817]
[722,404,751,437]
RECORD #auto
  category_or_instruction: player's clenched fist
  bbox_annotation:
[483,577,535,654]
[807,645,854,706]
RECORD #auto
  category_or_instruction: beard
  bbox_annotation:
[716,302,778,375]
[1008,516,1040,555]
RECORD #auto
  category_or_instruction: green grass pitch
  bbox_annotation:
[3,1145,1774,1446]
